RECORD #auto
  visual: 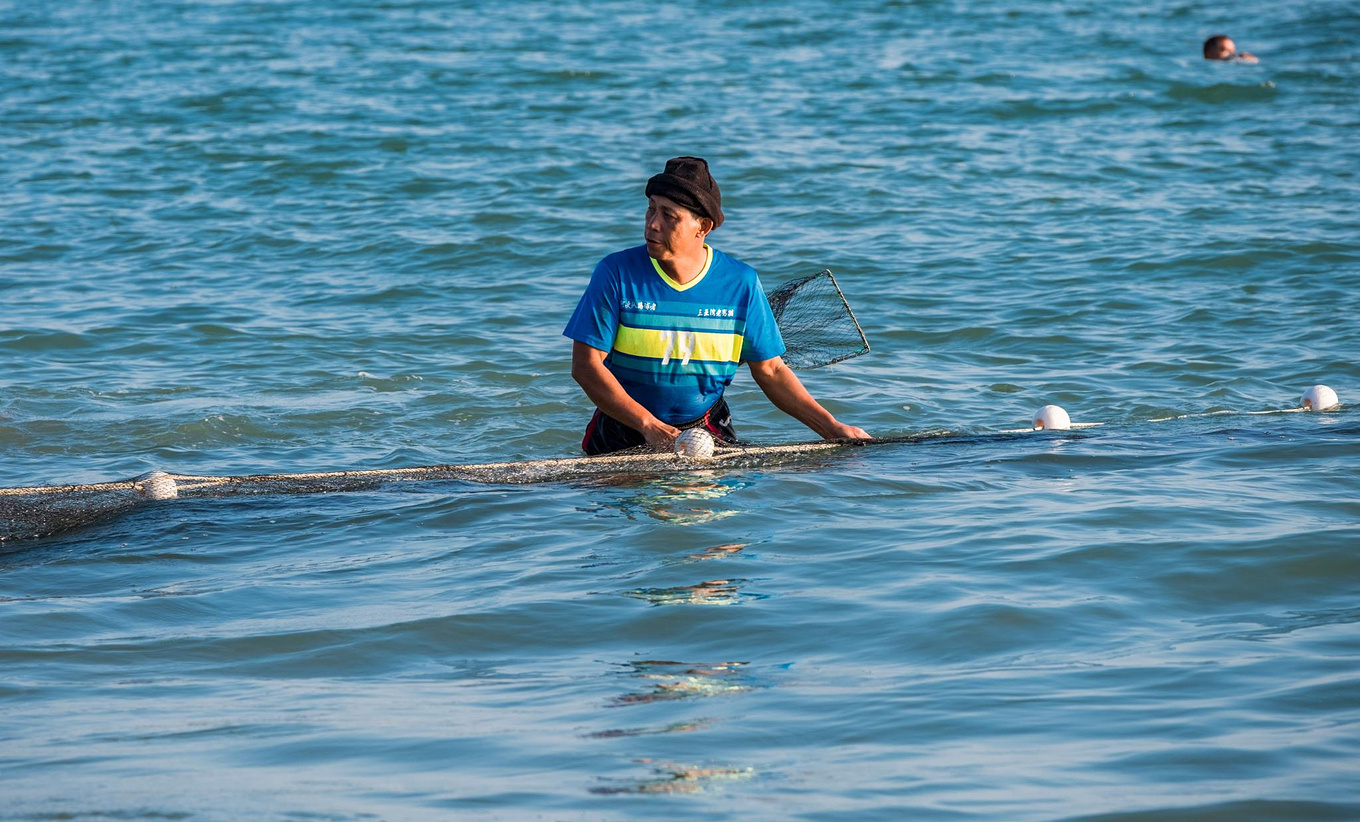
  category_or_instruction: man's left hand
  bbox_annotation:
[825,423,871,441]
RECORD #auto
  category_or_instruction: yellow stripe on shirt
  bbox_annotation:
[613,325,744,364]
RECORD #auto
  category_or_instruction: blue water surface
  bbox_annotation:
[2,0,1358,818]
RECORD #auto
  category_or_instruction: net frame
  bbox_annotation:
[766,269,870,369]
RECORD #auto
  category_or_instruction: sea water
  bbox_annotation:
[2,0,1358,818]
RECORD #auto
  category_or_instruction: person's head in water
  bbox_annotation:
[1203,34,1257,63]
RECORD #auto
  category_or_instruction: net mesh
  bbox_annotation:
[3,434,984,545]
[2,271,877,544]
[766,269,870,369]
[1,483,147,544]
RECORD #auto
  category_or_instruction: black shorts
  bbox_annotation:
[581,397,738,456]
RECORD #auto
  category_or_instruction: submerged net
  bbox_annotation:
[767,269,870,369]
[2,435,949,545]
[2,271,876,544]
[0,481,149,544]
[0,428,1056,545]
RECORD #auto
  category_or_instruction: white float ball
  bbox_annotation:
[674,428,716,460]
[1300,385,1340,411]
[134,470,178,500]
[1033,405,1071,431]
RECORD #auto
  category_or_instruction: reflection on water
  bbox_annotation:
[622,578,768,606]
[590,759,757,795]
[588,663,762,795]
[610,660,762,706]
[677,542,746,563]
[583,718,715,739]
[589,476,751,525]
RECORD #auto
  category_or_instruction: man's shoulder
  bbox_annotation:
[708,247,761,289]
[597,245,650,272]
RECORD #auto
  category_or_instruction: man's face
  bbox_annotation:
[1209,37,1236,59]
[645,194,707,259]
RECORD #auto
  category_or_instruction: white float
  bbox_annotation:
[134,470,178,500]
[1033,405,1072,431]
[1300,385,1340,412]
[674,428,716,460]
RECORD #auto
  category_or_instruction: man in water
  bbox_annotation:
[1203,35,1258,63]
[564,156,870,455]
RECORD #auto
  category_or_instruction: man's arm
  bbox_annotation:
[571,341,680,449]
[747,356,870,440]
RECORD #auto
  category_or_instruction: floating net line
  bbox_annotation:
[767,269,870,369]
[1,433,984,545]
[0,483,150,547]
[0,395,1340,545]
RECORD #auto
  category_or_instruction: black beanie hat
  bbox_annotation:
[645,156,724,230]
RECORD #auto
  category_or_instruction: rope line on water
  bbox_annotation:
[0,385,1344,543]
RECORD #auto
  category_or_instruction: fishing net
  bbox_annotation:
[0,426,1064,545]
[766,269,870,369]
[2,270,876,544]
[1,436,933,545]
[0,481,149,544]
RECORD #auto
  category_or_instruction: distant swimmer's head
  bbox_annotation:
[644,156,723,258]
[1203,34,1257,63]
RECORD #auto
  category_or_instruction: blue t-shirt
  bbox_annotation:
[563,244,786,424]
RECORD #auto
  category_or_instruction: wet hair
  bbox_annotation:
[1203,34,1233,60]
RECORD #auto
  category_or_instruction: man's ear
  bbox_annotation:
[697,217,714,237]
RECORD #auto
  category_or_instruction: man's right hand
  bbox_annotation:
[574,342,680,451]
[640,419,681,451]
